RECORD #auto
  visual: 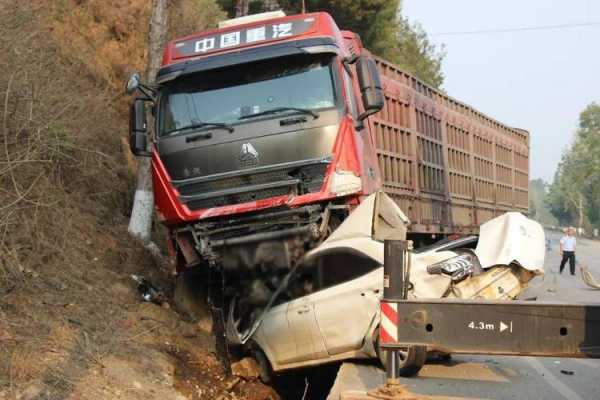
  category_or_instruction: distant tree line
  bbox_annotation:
[217,0,445,88]
[546,102,600,231]
[528,178,558,226]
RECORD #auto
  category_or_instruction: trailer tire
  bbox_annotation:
[376,331,426,377]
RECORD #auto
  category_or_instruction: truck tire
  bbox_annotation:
[173,269,209,322]
[376,331,426,377]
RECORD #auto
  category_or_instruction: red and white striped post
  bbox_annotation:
[381,239,410,382]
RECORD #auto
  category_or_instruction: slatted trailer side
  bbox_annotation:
[369,57,529,235]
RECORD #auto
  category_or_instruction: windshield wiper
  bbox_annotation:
[164,121,234,136]
[238,107,319,121]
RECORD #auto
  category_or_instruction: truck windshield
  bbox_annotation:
[159,53,337,136]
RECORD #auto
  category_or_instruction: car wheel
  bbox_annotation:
[251,345,273,383]
[376,331,426,377]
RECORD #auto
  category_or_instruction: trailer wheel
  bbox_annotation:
[376,331,426,377]
[173,269,209,322]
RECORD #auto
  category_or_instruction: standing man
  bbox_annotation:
[559,227,577,275]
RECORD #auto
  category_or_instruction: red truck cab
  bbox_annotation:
[127,12,385,343]
[129,11,384,275]
[154,12,381,223]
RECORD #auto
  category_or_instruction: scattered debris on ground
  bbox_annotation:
[580,265,600,289]
[560,370,575,376]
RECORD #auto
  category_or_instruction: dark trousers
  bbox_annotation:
[559,251,576,275]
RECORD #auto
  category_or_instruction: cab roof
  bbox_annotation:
[161,12,347,67]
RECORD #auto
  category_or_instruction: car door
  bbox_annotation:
[255,302,297,365]
[255,282,329,366]
[313,267,382,355]
[285,296,329,363]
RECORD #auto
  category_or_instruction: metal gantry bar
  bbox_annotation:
[382,240,411,381]
[381,237,600,360]
[390,299,600,358]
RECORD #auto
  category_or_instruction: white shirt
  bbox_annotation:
[560,236,576,252]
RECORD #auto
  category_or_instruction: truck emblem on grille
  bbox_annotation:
[239,142,259,168]
[182,167,202,178]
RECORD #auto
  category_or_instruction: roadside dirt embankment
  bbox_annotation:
[0,2,276,399]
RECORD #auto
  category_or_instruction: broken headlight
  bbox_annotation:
[427,253,480,282]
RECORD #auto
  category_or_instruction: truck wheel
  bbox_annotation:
[173,269,209,322]
[376,332,426,377]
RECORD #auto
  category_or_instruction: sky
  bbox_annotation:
[403,0,600,183]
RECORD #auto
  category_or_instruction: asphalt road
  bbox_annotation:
[330,230,600,400]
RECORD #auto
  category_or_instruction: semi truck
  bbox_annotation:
[126,10,530,358]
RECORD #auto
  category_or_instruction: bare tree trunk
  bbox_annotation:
[128,0,169,243]
[578,193,584,229]
[235,0,249,17]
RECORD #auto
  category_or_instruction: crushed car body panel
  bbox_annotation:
[474,211,545,273]
[250,193,546,372]
[305,191,409,264]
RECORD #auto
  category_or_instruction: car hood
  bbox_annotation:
[305,191,409,264]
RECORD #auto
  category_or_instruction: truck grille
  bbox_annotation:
[173,158,330,210]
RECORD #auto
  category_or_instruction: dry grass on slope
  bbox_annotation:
[0,2,150,396]
[0,2,277,399]
[0,1,134,294]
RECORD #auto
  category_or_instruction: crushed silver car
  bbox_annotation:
[247,192,545,380]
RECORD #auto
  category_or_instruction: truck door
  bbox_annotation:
[341,67,380,194]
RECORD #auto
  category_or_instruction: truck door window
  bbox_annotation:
[343,70,358,119]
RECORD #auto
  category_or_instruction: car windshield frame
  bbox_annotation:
[157,53,342,138]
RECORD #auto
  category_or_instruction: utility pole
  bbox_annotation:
[128,0,169,243]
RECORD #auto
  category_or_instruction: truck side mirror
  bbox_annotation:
[356,57,384,121]
[129,99,151,157]
[125,72,141,94]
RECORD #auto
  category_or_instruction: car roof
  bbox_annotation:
[414,235,478,254]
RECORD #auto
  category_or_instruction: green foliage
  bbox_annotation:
[578,102,600,139]
[216,0,445,87]
[394,17,445,89]
[529,178,558,225]
[529,199,536,218]
[547,102,600,229]
[217,0,237,16]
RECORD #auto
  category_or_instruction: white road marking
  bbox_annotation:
[525,357,584,400]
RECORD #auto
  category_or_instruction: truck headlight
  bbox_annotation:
[330,169,362,196]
